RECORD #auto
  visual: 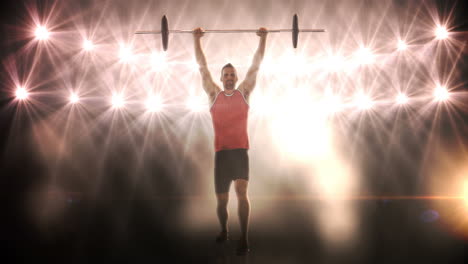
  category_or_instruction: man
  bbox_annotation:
[193,27,267,255]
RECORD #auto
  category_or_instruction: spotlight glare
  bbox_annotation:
[151,52,168,71]
[119,46,133,62]
[397,40,408,51]
[112,94,125,108]
[188,59,199,72]
[435,25,449,40]
[354,47,374,65]
[321,93,342,114]
[434,86,450,101]
[146,95,163,112]
[15,87,29,100]
[70,93,80,104]
[396,93,409,104]
[355,93,374,110]
[281,51,308,74]
[186,96,208,112]
[35,26,50,40]
[83,40,94,51]
[324,54,345,72]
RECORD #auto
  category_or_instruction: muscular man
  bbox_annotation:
[193,27,267,255]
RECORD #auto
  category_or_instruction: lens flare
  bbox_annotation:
[396,93,409,105]
[15,87,29,100]
[112,94,125,108]
[69,93,80,104]
[397,40,408,51]
[145,95,163,112]
[435,25,449,40]
[321,93,343,114]
[186,96,208,112]
[151,52,168,72]
[119,45,133,62]
[83,40,94,51]
[354,47,374,65]
[434,86,449,101]
[35,26,50,40]
[355,93,374,110]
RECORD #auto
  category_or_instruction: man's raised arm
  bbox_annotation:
[193,28,220,103]
[238,28,268,100]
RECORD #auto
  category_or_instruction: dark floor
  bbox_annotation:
[4,195,468,264]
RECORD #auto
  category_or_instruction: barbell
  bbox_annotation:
[136,14,326,51]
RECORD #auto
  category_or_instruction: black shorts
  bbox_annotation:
[214,149,249,194]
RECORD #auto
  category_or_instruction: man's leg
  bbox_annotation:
[216,192,229,242]
[234,179,250,253]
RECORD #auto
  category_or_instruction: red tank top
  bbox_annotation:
[210,90,249,152]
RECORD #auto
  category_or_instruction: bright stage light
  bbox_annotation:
[321,93,343,114]
[119,45,133,62]
[434,86,449,101]
[69,93,80,104]
[112,94,125,108]
[271,96,331,161]
[280,51,308,74]
[15,87,29,100]
[354,47,374,65]
[187,59,199,72]
[396,93,409,104]
[435,25,449,40]
[145,95,163,112]
[83,40,94,51]
[324,54,346,72]
[35,26,50,40]
[186,96,208,112]
[355,93,374,110]
[397,40,408,51]
[151,52,167,71]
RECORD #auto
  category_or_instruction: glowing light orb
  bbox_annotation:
[186,96,208,112]
[15,87,29,100]
[112,94,125,108]
[251,95,275,115]
[83,40,94,51]
[396,93,409,104]
[119,46,133,62]
[397,40,408,51]
[435,25,449,40]
[145,95,163,112]
[69,93,80,104]
[434,86,449,101]
[354,47,374,65]
[355,93,374,110]
[151,52,168,71]
[35,26,50,40]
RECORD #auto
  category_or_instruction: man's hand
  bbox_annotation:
[256,27,268,38]
[193,27,205,39]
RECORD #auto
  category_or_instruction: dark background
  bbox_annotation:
[1,0,468,263]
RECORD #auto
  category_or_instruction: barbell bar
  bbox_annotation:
[136,14,326,51]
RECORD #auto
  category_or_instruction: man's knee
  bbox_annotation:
[216,193,229,206]
[234,180,249,199]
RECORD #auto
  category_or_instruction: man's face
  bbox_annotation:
[221,67,238,91]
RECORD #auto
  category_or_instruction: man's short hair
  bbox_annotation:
[221,63,235,75]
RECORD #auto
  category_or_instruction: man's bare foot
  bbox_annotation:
[236,239,249,255]
[215,231,229,243]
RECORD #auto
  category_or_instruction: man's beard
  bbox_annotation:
[225,82,235,90]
